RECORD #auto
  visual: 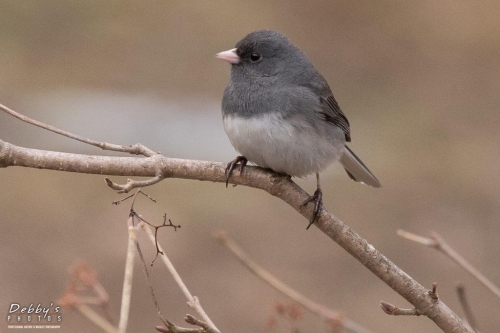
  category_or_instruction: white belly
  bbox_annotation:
[223,113,344,177]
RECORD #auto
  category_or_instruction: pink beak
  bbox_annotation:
[216,48,240,64]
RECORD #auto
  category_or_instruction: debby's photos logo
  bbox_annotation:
[6,303,62,329]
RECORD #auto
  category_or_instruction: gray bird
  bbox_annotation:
[217,30,380,229]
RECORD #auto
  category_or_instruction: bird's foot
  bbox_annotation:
[225,156,248,188]
[301,188,323,230]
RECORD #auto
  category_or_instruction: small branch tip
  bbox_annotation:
[380,301,396,315]
[380,301,421,316]
[397,229,437,246]
[429,282,439,300]
[212,231,228,244]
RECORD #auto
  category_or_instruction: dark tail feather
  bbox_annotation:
[339,146,381,188]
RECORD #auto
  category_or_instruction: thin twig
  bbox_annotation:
[214,231,373,333]
[140,223,221,333]
[0,103,156,156]
[398,230,500,300]
[456,284,480,333]
[118,193,140,333]
[105,175,165,193]
[134,229,172,329]
[76,304,118,333]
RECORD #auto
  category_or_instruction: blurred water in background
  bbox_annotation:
[5,90,233,161]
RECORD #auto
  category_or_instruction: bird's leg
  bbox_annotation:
[301,172,323,230]
[225,156,248,188]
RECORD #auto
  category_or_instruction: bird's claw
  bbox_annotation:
[301,188,323,230]
[225,156,248,188]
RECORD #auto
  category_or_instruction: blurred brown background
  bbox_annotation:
[1,1,499,332]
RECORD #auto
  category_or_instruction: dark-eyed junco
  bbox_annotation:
[217,30,380,229]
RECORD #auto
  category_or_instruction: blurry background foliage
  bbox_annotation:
[1,1,499,332]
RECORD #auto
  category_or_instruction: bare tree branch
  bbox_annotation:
[0,104,474,333]
[215,231,373,333]
[398,230,500,300]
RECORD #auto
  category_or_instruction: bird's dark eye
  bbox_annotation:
[250,52,262,62]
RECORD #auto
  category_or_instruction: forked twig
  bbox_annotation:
[398,230,500,300]
[140,223,220,333]
[105,176,166,194]
[121,190,170,326]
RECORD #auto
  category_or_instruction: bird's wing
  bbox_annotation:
[319,95,351,142]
